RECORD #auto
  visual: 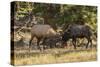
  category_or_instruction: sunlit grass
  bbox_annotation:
[13,48,97,66]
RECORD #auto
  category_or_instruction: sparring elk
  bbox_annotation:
[62,24,92,49]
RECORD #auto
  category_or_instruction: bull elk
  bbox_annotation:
[62,24,93,49]
[29,24,58,50]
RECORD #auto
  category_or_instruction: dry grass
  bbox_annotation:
[12,48,97,66]
[12,31,97,66]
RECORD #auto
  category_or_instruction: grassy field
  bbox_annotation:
[11,47,97,66]
[11,31,97,66]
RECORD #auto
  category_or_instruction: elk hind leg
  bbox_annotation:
[72,38,77,49]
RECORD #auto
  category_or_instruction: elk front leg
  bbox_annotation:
[29,35,34,49]
[37,38,41,50]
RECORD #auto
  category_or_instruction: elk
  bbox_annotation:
[62,24,93,49]
[29,24,58,50]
